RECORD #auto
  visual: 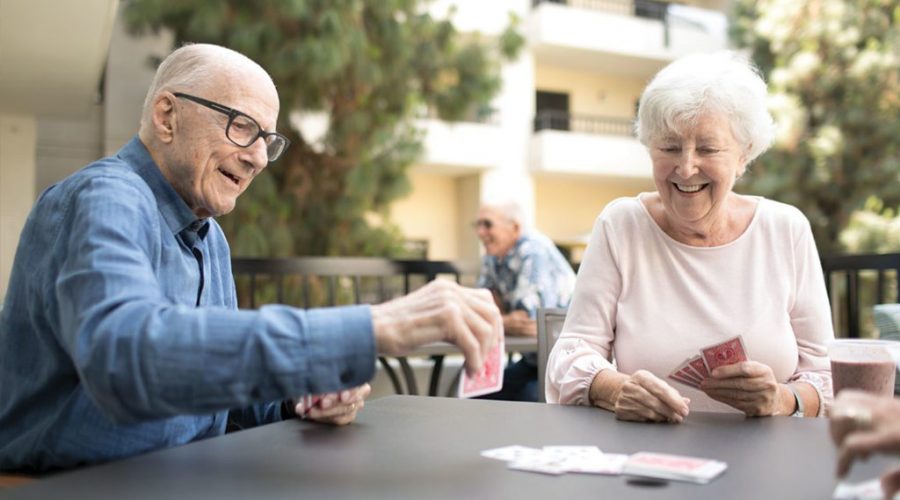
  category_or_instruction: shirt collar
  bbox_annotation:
[118,136,209,239]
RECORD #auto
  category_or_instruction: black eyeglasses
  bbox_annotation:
[173,92,290,162]
[472,219,494,230]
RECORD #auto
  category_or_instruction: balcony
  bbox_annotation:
[527,0,727,78]
[415,117,503,174]
[530,110,651,178]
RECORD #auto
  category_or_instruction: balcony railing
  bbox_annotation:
[532,0,668,21]
[533,110,635,136]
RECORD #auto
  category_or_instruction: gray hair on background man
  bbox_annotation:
[483,199,530,232]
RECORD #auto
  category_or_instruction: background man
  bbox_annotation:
[0,43,500,472]
[474,201,576,401]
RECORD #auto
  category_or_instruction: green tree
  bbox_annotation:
[731,0,899,254]
[125,0,523,257]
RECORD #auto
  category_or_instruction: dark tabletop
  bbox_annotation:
[5,395,896,499]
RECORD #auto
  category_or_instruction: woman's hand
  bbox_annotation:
[294,384,371,426]
[700,361,788,416]
[609,370,690,423]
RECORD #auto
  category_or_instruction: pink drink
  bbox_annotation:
[831,358,896,397]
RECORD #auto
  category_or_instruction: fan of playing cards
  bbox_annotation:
[668,335,749,389]
[480,446,727,484]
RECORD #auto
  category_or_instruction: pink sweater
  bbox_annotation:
[546,195,834,414]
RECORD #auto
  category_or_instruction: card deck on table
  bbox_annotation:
[459,331,505,398]
[700,335,748,372]
[622,452,727,484]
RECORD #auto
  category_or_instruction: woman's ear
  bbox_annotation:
[150,93,177,144]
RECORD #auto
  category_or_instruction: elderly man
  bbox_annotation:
[474,201,576,401]
[0,43,500,472]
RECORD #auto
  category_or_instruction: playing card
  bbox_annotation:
[480,445,543,462]
[668,371,701,389]
[507,456,568,475]
[675,367,703,384]
[667,358,701,388]
[687,355,710,378]
[562,452,629,475]
[459,331,505,398]
[701,335,748,372]
[622,452,727,484]
[833,478,883,499]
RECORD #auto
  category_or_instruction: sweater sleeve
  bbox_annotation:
[787,216,835,416]
[546,212,620,405]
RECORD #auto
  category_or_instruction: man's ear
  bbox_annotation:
[151,93,178,144]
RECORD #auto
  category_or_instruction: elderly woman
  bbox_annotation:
[546,51,833,422]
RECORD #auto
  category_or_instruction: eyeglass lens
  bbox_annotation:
[226,116,287,162]
[474,219,493,229]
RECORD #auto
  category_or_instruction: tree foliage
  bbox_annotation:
[731,0,899,253]
[125,0,522,256]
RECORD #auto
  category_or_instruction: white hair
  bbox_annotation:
[139,43,271,131]
[483,200,529,230]
[634,51,775,165]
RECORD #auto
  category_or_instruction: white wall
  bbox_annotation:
[0,114,37,303]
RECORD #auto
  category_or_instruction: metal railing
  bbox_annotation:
[532,0,667,20]
[533,110,634,136]
[532,0,670,45]
[822,253,900,339]
[230,257,481,395]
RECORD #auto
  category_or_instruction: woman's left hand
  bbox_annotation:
[700,361,788,417]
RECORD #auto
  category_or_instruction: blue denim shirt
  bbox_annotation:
[0,137,375,471]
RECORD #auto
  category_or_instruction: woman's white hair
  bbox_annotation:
[634,51,775,165]
[139,43,270,131]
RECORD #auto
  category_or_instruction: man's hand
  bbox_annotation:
[294,384,371,426]
[830,390,900,478]
[503,310,537,337]
[370,280,502,377]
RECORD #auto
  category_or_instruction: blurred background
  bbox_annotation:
[1,0,897,346]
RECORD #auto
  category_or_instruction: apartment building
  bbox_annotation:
[395,0,729,263]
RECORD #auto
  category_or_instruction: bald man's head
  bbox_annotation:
[138,43,284,219]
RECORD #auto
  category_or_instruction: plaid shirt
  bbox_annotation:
[477,231,576,319]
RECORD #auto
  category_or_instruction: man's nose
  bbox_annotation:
[239,138,270,172]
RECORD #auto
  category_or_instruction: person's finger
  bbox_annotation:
[637,372,690,418]
[703,388,758,402]
[881,467,900,499]
[709,361,768,379]
[837,427,900,477]
[458,290,498,358]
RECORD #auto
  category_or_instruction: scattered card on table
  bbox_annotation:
[459,332,504,398]
[700,335,748,372]
[480,445,543,462]
[833,478,883,499]
[622,452,727,484]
